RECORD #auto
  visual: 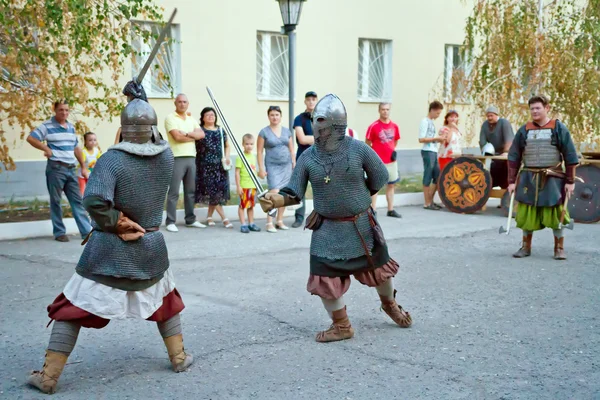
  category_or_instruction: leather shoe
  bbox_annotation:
[55,235,69,242]
[292,217,303,228]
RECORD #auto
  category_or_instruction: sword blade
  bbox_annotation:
[136,8,178,84]
[205,87,265,193]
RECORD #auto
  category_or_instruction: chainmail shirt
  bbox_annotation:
[76,140,174,281]
[285,137,389,260]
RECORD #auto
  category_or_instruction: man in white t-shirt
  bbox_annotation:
[418,101,445,210]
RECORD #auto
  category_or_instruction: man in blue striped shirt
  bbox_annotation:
[27,101,91,242]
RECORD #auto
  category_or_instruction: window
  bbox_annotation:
[256,31,289,100]
[444,44,471,102]
[357,39,392,102]
[131,22,181,99]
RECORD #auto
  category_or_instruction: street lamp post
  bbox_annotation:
[276,0,306,132]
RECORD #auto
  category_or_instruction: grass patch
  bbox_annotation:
[1,176,424,223]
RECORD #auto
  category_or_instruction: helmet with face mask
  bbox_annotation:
[311,94,347,153]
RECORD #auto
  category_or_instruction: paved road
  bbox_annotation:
[1,206,598,399]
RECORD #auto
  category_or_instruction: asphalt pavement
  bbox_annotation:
[0,205,598,399]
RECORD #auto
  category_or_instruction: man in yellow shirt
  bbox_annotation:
[164,94,206,232]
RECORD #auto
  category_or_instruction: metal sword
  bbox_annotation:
[205,87,277,217]
[135,8,178,84]
[499,191,515,235]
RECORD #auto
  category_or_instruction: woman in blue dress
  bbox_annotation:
[257,106,295,232]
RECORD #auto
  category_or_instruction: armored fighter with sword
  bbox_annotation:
[507,95,579,260]
[257,94,412,342]
[27,10,193,395]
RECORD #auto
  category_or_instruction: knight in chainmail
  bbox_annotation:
[27,97,193,395]
[508,95,579,261]
[259,94,412,343]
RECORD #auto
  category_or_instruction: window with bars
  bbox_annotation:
[256,31,289,100]
[444,44,471,103]
[131,22,181,99]
[357,39,393,102]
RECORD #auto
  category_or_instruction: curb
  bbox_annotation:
[0,192,430,241]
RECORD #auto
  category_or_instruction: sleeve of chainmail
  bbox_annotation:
[280,151,309,200]
[361,142,388,195]
[82,152,119,230]
[83,196,120,233]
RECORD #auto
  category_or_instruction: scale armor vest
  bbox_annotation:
[286,137,389,260]
[76,145,174,280]
[523,124,561,167]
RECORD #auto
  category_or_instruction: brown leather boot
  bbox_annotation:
[513,234,533,258]
[380,289,412,328]
[315,306,355,343]
[163,334,194,372]
[27,350,68,394]
[554,236,566,260]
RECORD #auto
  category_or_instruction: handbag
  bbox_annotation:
[219,127,231,171]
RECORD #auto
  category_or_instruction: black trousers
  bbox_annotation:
[490,160,508,189]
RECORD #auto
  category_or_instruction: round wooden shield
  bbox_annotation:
[501,190,518,217]
[438,156,492,214]
[568,165,600,223]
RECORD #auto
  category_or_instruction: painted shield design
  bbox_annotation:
[438,157,492,214]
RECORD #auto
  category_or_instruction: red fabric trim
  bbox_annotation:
[46,289,185,329]
[525,119,556,130]
[565,164,576,184]
[507,160,520,184]
[147,289,185,322]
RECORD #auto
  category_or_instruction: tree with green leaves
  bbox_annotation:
[0,0,166,172]
[449,0,599,150]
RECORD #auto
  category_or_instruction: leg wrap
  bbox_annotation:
[321,297,346,317]
[47,321,80,355]
[553,228,564,238]
[157,314,182,338]
[375,278,394,301]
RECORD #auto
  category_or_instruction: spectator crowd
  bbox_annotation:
[27,94,515,242]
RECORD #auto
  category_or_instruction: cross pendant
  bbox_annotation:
[324,176,331,184]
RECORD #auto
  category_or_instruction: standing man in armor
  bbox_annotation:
[27,86,193,394]
[507,95,579,260]
[259,94,412,342]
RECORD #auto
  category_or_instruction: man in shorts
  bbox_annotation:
[365,103,402,218]
[418,101,445,210]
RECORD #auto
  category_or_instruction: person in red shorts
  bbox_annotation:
[236,133,261,233]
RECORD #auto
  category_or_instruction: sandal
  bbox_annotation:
[423,204,438,210]
[266,222,277,233]
[205,217,216,227]
[223,219,233,229]
[276,222,289,230]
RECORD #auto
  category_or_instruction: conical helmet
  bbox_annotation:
[120,98,161,144]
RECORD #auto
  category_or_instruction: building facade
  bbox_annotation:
[1,0,476,200]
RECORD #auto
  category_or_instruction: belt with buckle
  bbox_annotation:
[49,160,76,168]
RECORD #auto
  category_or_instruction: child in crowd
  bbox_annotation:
[235,134,261,233]
[78,131,102,195]
[437,110,462,171]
